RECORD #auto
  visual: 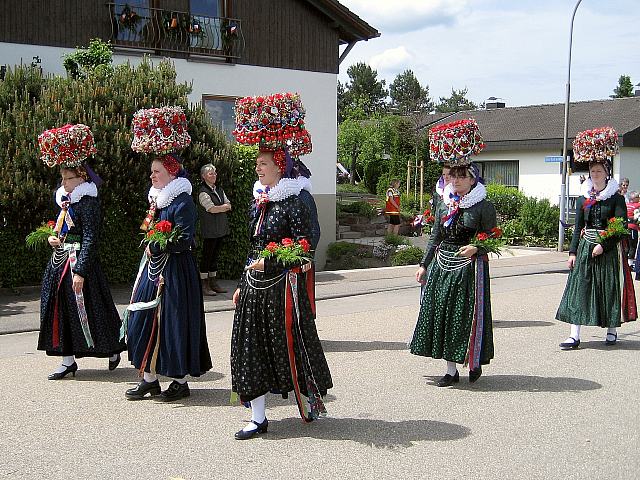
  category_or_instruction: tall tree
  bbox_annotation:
[344,62,388,115]
[435,87,477,113]
[613,74,634,98]
[337,80,348,123]
[389,69,433,115]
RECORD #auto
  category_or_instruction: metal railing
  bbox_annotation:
[107,3,244,59]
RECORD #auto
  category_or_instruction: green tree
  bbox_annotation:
[343,62,388,116]
[435,87,477,113]
[613,74,634,98]
[63,38,114,79]
[389,69,433,115]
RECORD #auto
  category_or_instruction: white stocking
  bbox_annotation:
[243,395,266,432]
[143,372,157,383]
[446,361,457,376]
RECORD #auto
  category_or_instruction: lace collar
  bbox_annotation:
[435,183,445,198]
[252,176,307,202]
[443,182,487,209]
[148,177,192,209]
[56,182,97,207]
[581,177,619,202]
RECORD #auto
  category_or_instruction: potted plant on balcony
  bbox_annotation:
[161,11,190,45]
[221,19,238,58]
[118,4,141,33]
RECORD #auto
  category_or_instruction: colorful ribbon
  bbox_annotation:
[442,193,461,227]
[465,254,487,370]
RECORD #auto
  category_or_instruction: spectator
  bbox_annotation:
[619,177,630,201]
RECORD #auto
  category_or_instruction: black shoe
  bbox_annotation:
[156,381,190,402]
[436,371,459,387]
[48,362,78,380]
[559,337,580,350]
[108,353,121,371]
[605,333,618,346]
[469,366,483,383]
[234,418,269,440]
[125,380,161,400]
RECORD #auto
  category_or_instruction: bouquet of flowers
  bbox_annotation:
[140,220,183,250]
[131,106,191,154]
[598,217,629,243]
[429,119,485,165]
[26,221,57,250]
[259,238,312,267]
[38,124,97,168]
[469,227,508,256]
[573,127,618,163]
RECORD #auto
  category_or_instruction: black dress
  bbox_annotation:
[231,192,332,418]
[38,189,125,357]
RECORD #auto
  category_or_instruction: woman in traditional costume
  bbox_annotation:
[124,107,212,401]
[36,124,125,379]
[556,127,637,349]
[230,93,332,439]
[410,119,497,387]
[431,164,452,213]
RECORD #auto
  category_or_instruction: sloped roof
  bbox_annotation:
[418,97,640,150]
[305,0,380,43]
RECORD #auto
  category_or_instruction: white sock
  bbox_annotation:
[243,395,266,432]
[172,377,188,385]
[53,355,76,374]
[570,324,581,341]
[109,353,119,362]
[607,327,617,337]
[143,372,157,383]
[446,361,457,376]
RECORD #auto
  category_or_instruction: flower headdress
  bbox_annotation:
[38,124,97,168]
[232,92,312,173]
[429,119,485,166]
[131,106,191,154]
[572,126,618,164]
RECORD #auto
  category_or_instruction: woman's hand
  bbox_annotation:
[592,244,604,258]
[567,254,576,269]
[415,266,427,284]
[72,274,84,294]
[232,288,241,305]
[246,258,265,272]
[48,236,61,248]
[457,245,478,258]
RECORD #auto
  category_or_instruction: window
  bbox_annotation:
[475,160,519,188]
[203,95,236,141]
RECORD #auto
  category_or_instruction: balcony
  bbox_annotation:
[107,3,244,61]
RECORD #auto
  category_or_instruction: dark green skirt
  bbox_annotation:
[556,234,624,327]
[410,243,494,366]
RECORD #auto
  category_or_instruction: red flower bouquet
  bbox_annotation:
[428,119,485,165]
[38,124,97,168]
[470,227,508,256]
[141,220,183,250]
[232,92,312,157]
[259,238,312,267]
[573,127,618,163]
[26,220,57,250]
[597,217,629,243]
[131,106,191,154]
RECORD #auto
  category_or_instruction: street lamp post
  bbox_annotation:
[558,0,583,252]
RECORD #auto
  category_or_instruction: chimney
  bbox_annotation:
[485,96,506,109]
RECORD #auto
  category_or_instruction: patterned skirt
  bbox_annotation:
[410,242,494,366]
[556,231,637,327]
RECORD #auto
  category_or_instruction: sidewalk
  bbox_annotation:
[0,247,567,335]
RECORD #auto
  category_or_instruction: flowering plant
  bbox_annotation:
[140,220,183,250]
[597,217,629,242]
[573,127,618,163]
[469,227,508,256]
[429,118,485,165]
[131,106,191,154]
[26,220,57,250]
[259,238,312,267]
[38,124,97,168]
[233,92,312,157]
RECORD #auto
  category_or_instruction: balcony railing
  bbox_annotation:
[107,3,244,60]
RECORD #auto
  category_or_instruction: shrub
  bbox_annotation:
[391,246,424,266]
[519,197,559,238]
[340,201,376,218]
[383,233,410,247]
[326,241,359,261]
[486,183,526,222]
[336,183,369,194]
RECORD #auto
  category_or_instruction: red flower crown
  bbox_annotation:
[38,124,97,168]
[429,118,485,166]
[572,126,618,163]
[131,106,191,154]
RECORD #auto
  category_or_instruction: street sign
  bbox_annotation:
[545,155,564,163]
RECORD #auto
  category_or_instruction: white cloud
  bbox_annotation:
[341,0,470,33]
[368,46,413,73]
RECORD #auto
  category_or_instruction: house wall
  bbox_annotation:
[619,148,640,194]
[0,41,337,267]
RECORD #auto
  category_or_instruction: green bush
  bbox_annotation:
[326,241,359,261]
[391,246,424,266]
[0,59,252,287]
[340,201,377,218]
[336,183,369,194]
[383,233,410,247]
[519,197,559,238]
[486,183,526,222]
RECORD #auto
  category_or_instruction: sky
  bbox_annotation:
[338,0,640,108]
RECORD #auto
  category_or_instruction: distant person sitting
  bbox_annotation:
[385,179,402,235]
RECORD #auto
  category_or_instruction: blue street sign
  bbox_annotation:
[545,155,564,163]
